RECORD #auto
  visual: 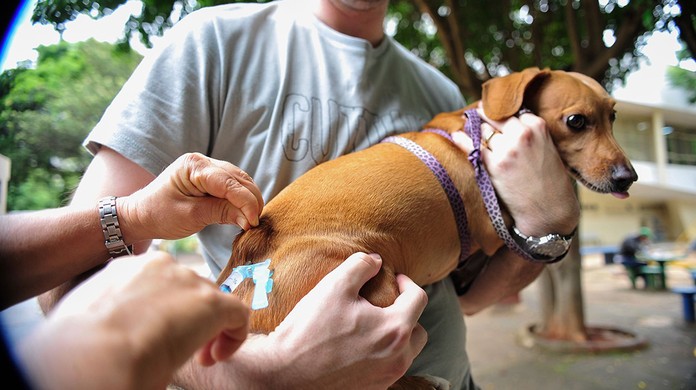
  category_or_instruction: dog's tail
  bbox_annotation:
[215,216,276,285]
[233,215,277,265]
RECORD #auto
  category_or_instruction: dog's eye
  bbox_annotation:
[566,114,586,130]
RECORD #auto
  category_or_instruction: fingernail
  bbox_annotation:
[368,253,382,262]
[236,217,248,230]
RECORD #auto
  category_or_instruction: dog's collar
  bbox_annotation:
[381,134,471,265]
[462,109,563,264]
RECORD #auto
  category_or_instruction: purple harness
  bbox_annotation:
[382,109,552,264]
[381,132,471,265]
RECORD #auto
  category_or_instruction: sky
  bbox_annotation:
[1,0,148,71]
[1,0,694,109]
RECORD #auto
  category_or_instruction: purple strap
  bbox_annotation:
[381,135,471,263]
[381,110,561,265]
[463,109,560,263]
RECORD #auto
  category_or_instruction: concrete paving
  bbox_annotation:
[466,255,696,390]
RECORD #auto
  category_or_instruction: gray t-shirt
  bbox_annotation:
[85,0,472,387]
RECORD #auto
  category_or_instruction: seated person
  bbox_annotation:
[616,227,653,288]
[618,227,652,268]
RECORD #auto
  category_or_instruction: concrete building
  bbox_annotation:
[578,95,696,248]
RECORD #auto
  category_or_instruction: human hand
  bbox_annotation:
[261,252,428,389]
[121,153,264,241]
[189,252,429,389]
[452,105,579,236]
[19,251,250,390]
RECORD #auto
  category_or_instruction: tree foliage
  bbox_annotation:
[31,0,696,100]
[0,39,142,210]
[667,49,696,102]
[391,0,696,99]
[668,66,696,102]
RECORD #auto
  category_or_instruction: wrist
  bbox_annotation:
[114,196,137,244]
[514,218,577,238]
[510,225,575,262]
[512,200,579,237]
[98,196,133,257]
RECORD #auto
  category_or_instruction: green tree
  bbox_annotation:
[667,49,696,103]
[393,0,696,99]
[31,0,696,100]
[0,39,142,210]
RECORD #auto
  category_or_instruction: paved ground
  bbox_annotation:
[3,254,695,389]
[466,255,696,390]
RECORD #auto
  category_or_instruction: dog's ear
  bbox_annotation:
[481,67,550,121]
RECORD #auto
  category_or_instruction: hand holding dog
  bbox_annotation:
[268,252,429,389]
[452,105,579,236]
[175,252,429,389]
[18,251,250,390]
[120,152,264,242]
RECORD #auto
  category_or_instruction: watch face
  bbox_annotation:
[531,239,569,257]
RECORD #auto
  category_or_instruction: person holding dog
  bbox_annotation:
[37,0,578,388]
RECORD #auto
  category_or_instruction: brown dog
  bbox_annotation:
[216,67,637,388]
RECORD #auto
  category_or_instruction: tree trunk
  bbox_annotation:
[537,230,588,342]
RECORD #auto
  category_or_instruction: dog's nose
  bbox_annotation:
[611,164,638,192]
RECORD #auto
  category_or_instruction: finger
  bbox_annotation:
[183,155,264,229]
[195,295,250,366]
[409,323,428,355]
[451,131,473,154]
[201,167,264,228]
[196,325,249,366]
[477,105,526,135]
[195,338,218,367]
[317,252,382,297]
[390,274,428,325]
[481,124,500,149]
[210,158,265,211]
[516,111,547,135]
[476,104,509,131]
[210,325,249,362]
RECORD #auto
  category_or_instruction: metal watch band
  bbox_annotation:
[510,225,575,262]
[98,196,132,257]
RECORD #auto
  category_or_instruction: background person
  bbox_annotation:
[617,227,653,268]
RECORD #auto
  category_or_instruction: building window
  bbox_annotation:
[666,125,696,166]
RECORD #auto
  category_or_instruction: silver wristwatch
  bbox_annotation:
[98,196,133,257]
[510,225,575,261]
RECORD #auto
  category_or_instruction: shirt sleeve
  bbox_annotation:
[83,8,226,175]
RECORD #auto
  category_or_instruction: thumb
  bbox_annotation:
[318,252,382,297]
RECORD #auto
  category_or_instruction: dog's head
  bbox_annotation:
[481,67,638,198]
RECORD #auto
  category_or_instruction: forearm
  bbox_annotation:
[0,207,109,309]
[458,248,544,315]
[0,197,154,310]
[172,335,283,390]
